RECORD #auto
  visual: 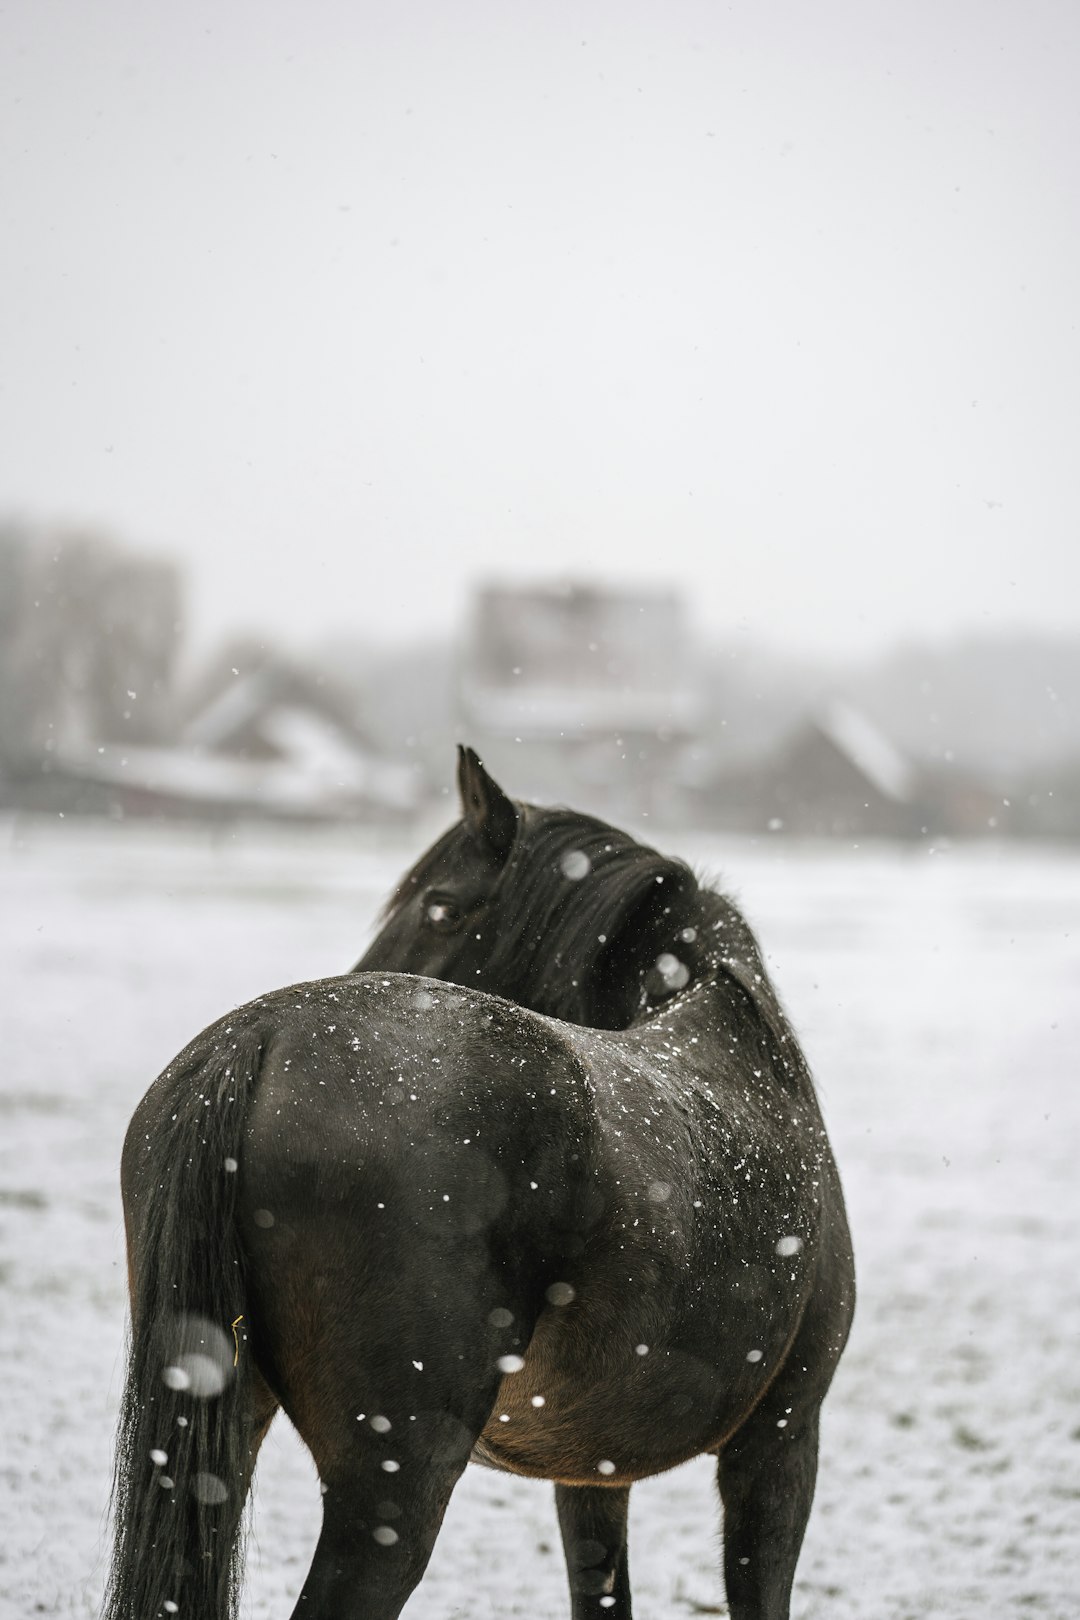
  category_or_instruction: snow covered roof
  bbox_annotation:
[186,663,377,759]
[815,701,918,802]
[53,741,421,815]
[186,667,279,750]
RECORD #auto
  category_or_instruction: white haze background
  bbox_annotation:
[2,0,1079,657]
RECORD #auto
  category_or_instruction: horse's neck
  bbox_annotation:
[640,903,814,1097]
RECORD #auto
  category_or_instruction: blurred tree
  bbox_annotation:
[0,521,183,771]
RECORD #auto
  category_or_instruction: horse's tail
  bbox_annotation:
[103,1020,268,1620]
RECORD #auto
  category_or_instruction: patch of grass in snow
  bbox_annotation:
[951,1422,992,1451]
[0,1092,75,1117]
[0,1188,48,1210]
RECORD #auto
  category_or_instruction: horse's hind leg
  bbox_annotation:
[288,1399,491,1620]
[716,1408,820,1620]
[269,1294,505,1620]
[556,1483,632,1620]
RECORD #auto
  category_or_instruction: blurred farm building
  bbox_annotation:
[459,581,704,820]
[699,703,928,838]
[41,659,420,822]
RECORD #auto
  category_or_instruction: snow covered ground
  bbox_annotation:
[1,815,1077,1619]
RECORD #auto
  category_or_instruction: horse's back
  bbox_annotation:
[240,971,598,1207]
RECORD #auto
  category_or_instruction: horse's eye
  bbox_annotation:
[424,898,463,932]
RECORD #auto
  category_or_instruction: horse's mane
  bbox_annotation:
[381,803,695,1025]
[382,801,811,1075]
[484,808,814,1084]
[484,806,698,1026]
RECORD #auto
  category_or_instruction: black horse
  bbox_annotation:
[106,750,854,1620]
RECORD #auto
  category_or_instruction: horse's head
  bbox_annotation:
[353,746,519,987]
[355,747,712,1028]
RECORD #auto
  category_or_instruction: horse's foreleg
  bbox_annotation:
[556,1482,632,1620]
[715,1408,819,1620]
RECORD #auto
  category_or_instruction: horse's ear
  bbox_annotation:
[457,745,518,861]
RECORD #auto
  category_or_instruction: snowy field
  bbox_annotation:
[1,814,1078,1620]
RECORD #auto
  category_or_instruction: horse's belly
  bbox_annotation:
[470,1348,753,1485]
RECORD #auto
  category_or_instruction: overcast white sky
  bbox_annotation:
[2,0,1077,659]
